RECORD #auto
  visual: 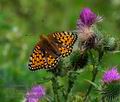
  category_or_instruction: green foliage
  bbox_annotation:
[0,0,120,102]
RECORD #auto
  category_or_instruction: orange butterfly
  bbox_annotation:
[28,31,77,71]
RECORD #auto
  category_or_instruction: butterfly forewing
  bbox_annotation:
[53,31,77,57]
[53,32,77,47]
[28,31,77,71]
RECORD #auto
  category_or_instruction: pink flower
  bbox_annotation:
[76,8,102,49]
[26,85,45,102]
[77,8,102,28]
[103,68,120,84]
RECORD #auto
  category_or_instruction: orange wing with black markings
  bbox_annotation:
[53,31,77,57]
[28,31,77,71]
[28,44,60,71]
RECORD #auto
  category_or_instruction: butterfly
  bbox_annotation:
[28,31,77,71]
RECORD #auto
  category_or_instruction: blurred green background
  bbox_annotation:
[0,0,120,102]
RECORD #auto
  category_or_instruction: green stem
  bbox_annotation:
[83,50,104,102]
[84,64,98,101]
[63,68,78,102]
[51,75,60,102]
[67,74,74,95]
[101,97,105,102]
[65,72,75,101]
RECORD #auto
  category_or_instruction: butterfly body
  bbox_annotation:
[28,31,77,71]
[40,35,61,57]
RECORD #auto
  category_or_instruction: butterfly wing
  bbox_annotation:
[28,44,46,70]
[28,43,60,71]
[28,31,77,71]
[52,31,77,57]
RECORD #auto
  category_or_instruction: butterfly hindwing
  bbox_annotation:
[28,44,46,70]
[28,44,60,71]
[46,54,59,68]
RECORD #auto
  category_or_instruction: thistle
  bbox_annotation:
[77,8,102,52]
[77,8,98,27]
[101,68,120,102]
[25,85,45,102]
[103,68,120,84]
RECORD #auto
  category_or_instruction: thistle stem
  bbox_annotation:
[49,67,62,102]
[67,73,74,94]
[84,64,98,101]
[51,74,60,102]
[101,97,105,102]
[64,71,77,101]
[83,50,104,102]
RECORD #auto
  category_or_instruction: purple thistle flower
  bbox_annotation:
[26,98,39,102]
[26,85,45,102]
[76,8,102,51]
[80,8,96,26]
[77,8,101,28]
[103,68,120,84]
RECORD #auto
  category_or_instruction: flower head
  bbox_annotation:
[76,8,98,43]
[80,8,97,26]
[77,8,102,28]
[26,85,45,102]
[76,8,102,51]
[103,68,120,84]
